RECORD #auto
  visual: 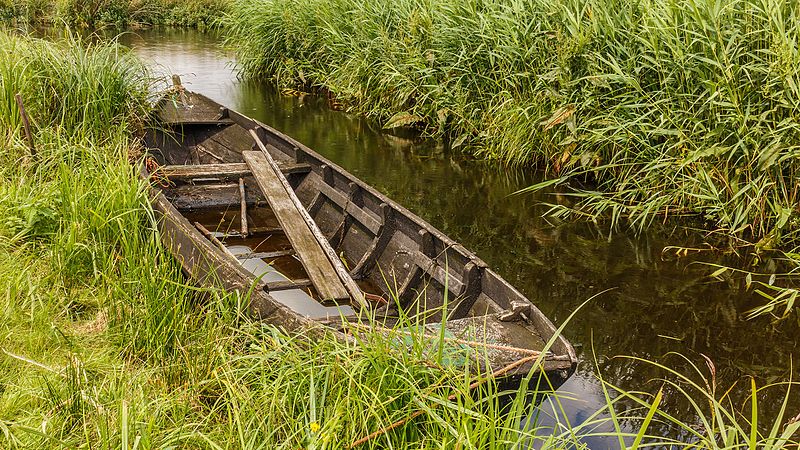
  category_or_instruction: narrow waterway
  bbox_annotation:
[124,28,799,444]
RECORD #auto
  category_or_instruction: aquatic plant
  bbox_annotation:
[223,0,800,249]
[0,0,230,28]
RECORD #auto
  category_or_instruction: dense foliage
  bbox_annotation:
[224,0,800,247]
[0,0,229,28]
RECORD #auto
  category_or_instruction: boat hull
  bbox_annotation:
[142,91,577,387]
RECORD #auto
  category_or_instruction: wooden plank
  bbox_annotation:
[243,149,350,302]
[236,249,295,260]
[159,162,312,179]
[194,222,238,260]
[249,130,367,308]
[215,227,283,239]
[352,203,395,278]
[317,181,382,234]
[266,278,312,291]
[165,119,235,126]
[239,178,249,237]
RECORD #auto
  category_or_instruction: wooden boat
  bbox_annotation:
[142,90,577,389]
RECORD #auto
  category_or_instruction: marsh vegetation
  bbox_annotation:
[1,1,799,447]
[0,0,229,28]
[224,0,800,249]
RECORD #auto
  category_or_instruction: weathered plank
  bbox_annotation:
[249,129,368,309]
[243,150,350,302]
[159,162,311,180]
[194,222,238,260]
[235,249,295,260]
[165,119,235,126]
[238,178,249,237]
[266,278,312,291]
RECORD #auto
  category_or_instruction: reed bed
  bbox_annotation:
[0,0,230,28]
[223,0,800,247]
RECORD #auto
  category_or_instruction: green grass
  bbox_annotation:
[0,29,797,449]
[0,0,230,28]
[222,0,800,249]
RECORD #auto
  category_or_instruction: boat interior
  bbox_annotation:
[142,92,576,375]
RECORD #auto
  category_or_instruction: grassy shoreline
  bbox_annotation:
[0,30,798,449]
[0,0,230,29]
[223,0,800,250]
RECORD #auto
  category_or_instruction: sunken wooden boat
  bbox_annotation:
[142,90,577,389]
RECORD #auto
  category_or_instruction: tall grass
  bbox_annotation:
[223,0,800,247]
[0,29,796,449]
[0,0,230,28]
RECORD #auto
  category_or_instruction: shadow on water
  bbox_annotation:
[122,28,800,447]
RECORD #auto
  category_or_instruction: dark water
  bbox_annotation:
[123,29,800,445]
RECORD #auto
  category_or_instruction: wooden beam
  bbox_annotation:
[159,162,311,180]
[164,118,235,126]
[243,149,350,302]
[238,178,248,237]
[266,278,312,291]
[194,222,237,260]
[245,130,369,309]
[236,249,295,260]
[249,129,367,308]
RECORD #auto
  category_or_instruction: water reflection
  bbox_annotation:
[122,28,799,444]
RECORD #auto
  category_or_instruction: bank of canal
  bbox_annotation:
[124,28,799,439]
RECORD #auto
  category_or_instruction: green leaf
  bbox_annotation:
[383,111,424,129]
[710,267,727,279]
[540,104,576,131]
[452,133,469,148]
[630,387,662,449]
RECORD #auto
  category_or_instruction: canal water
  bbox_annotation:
[123,28,799,445]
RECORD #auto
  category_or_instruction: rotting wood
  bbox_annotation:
[144,90,578,389]
[397,265,424,306]
[351,203,395,278]
[235,249,295,260]
[328,182,360,248]
[197,144,224,162]
[239,178,248,237]
[448,261,485,319]
[159,162,312,179]
[194,222,238,260]
[266,278,312,291]
[14,93,35,156]
[410,250,464,295]
[164,119,234,126]
[316,181,381,234]
[211,227,283,239]
[243,148,351,302]
[249,226,284,234]
[249,129,367,308]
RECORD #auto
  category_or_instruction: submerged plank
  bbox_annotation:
[243,150,350,302]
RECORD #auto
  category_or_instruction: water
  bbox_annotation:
[123,28,800,444]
